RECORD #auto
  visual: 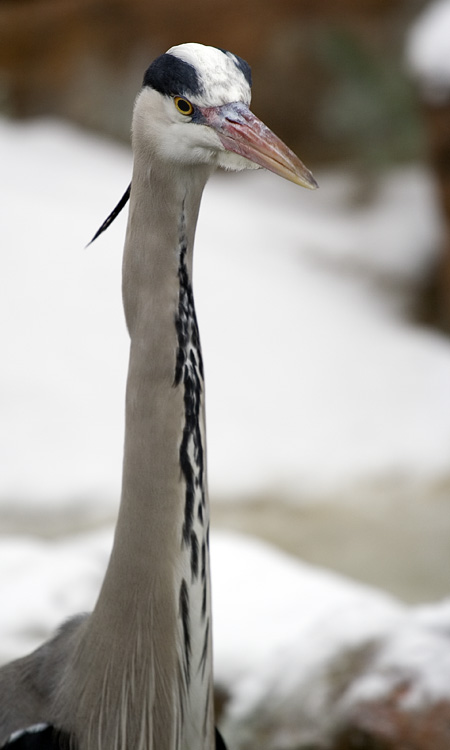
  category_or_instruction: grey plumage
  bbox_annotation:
[0,43,316,750]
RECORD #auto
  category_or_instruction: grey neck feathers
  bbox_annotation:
[63,155,215,750]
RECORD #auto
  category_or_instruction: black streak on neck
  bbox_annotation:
[174,234,205,555]
[179,579,191,686]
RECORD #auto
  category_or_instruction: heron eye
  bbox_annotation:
[174,96,194,116]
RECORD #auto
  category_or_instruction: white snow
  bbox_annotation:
[407,0,450,101]
[211,534,402,721]
[2,526,450,748]
[0,117,449,511]
[212,533,450,748]
[0,530,112,663]
[0,119,129,513]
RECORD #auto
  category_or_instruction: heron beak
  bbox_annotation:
[200,101,318,190]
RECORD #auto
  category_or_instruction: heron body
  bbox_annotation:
[0,43,316,750]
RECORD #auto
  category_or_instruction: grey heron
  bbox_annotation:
[0,43,317,750]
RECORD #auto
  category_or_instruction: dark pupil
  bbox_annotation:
[178,99,191,112]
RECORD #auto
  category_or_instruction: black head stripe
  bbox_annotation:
[218,48,252,88]
[143,54,202,97]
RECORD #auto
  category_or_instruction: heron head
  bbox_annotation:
[133,43,317,190]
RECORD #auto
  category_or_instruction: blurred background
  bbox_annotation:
[2,0,450,747]
[0,1,435,170]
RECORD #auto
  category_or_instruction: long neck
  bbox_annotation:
[75,153,215,750]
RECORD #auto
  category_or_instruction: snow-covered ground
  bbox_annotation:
[2,525,450,748]
[1,116,449,516]
[213,534,450,748]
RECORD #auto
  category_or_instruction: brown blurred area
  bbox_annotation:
[4,0,450,328]
[0,0,427,164]
[421,99,450,331]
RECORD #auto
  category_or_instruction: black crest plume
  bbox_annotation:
[87,183,131,246]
